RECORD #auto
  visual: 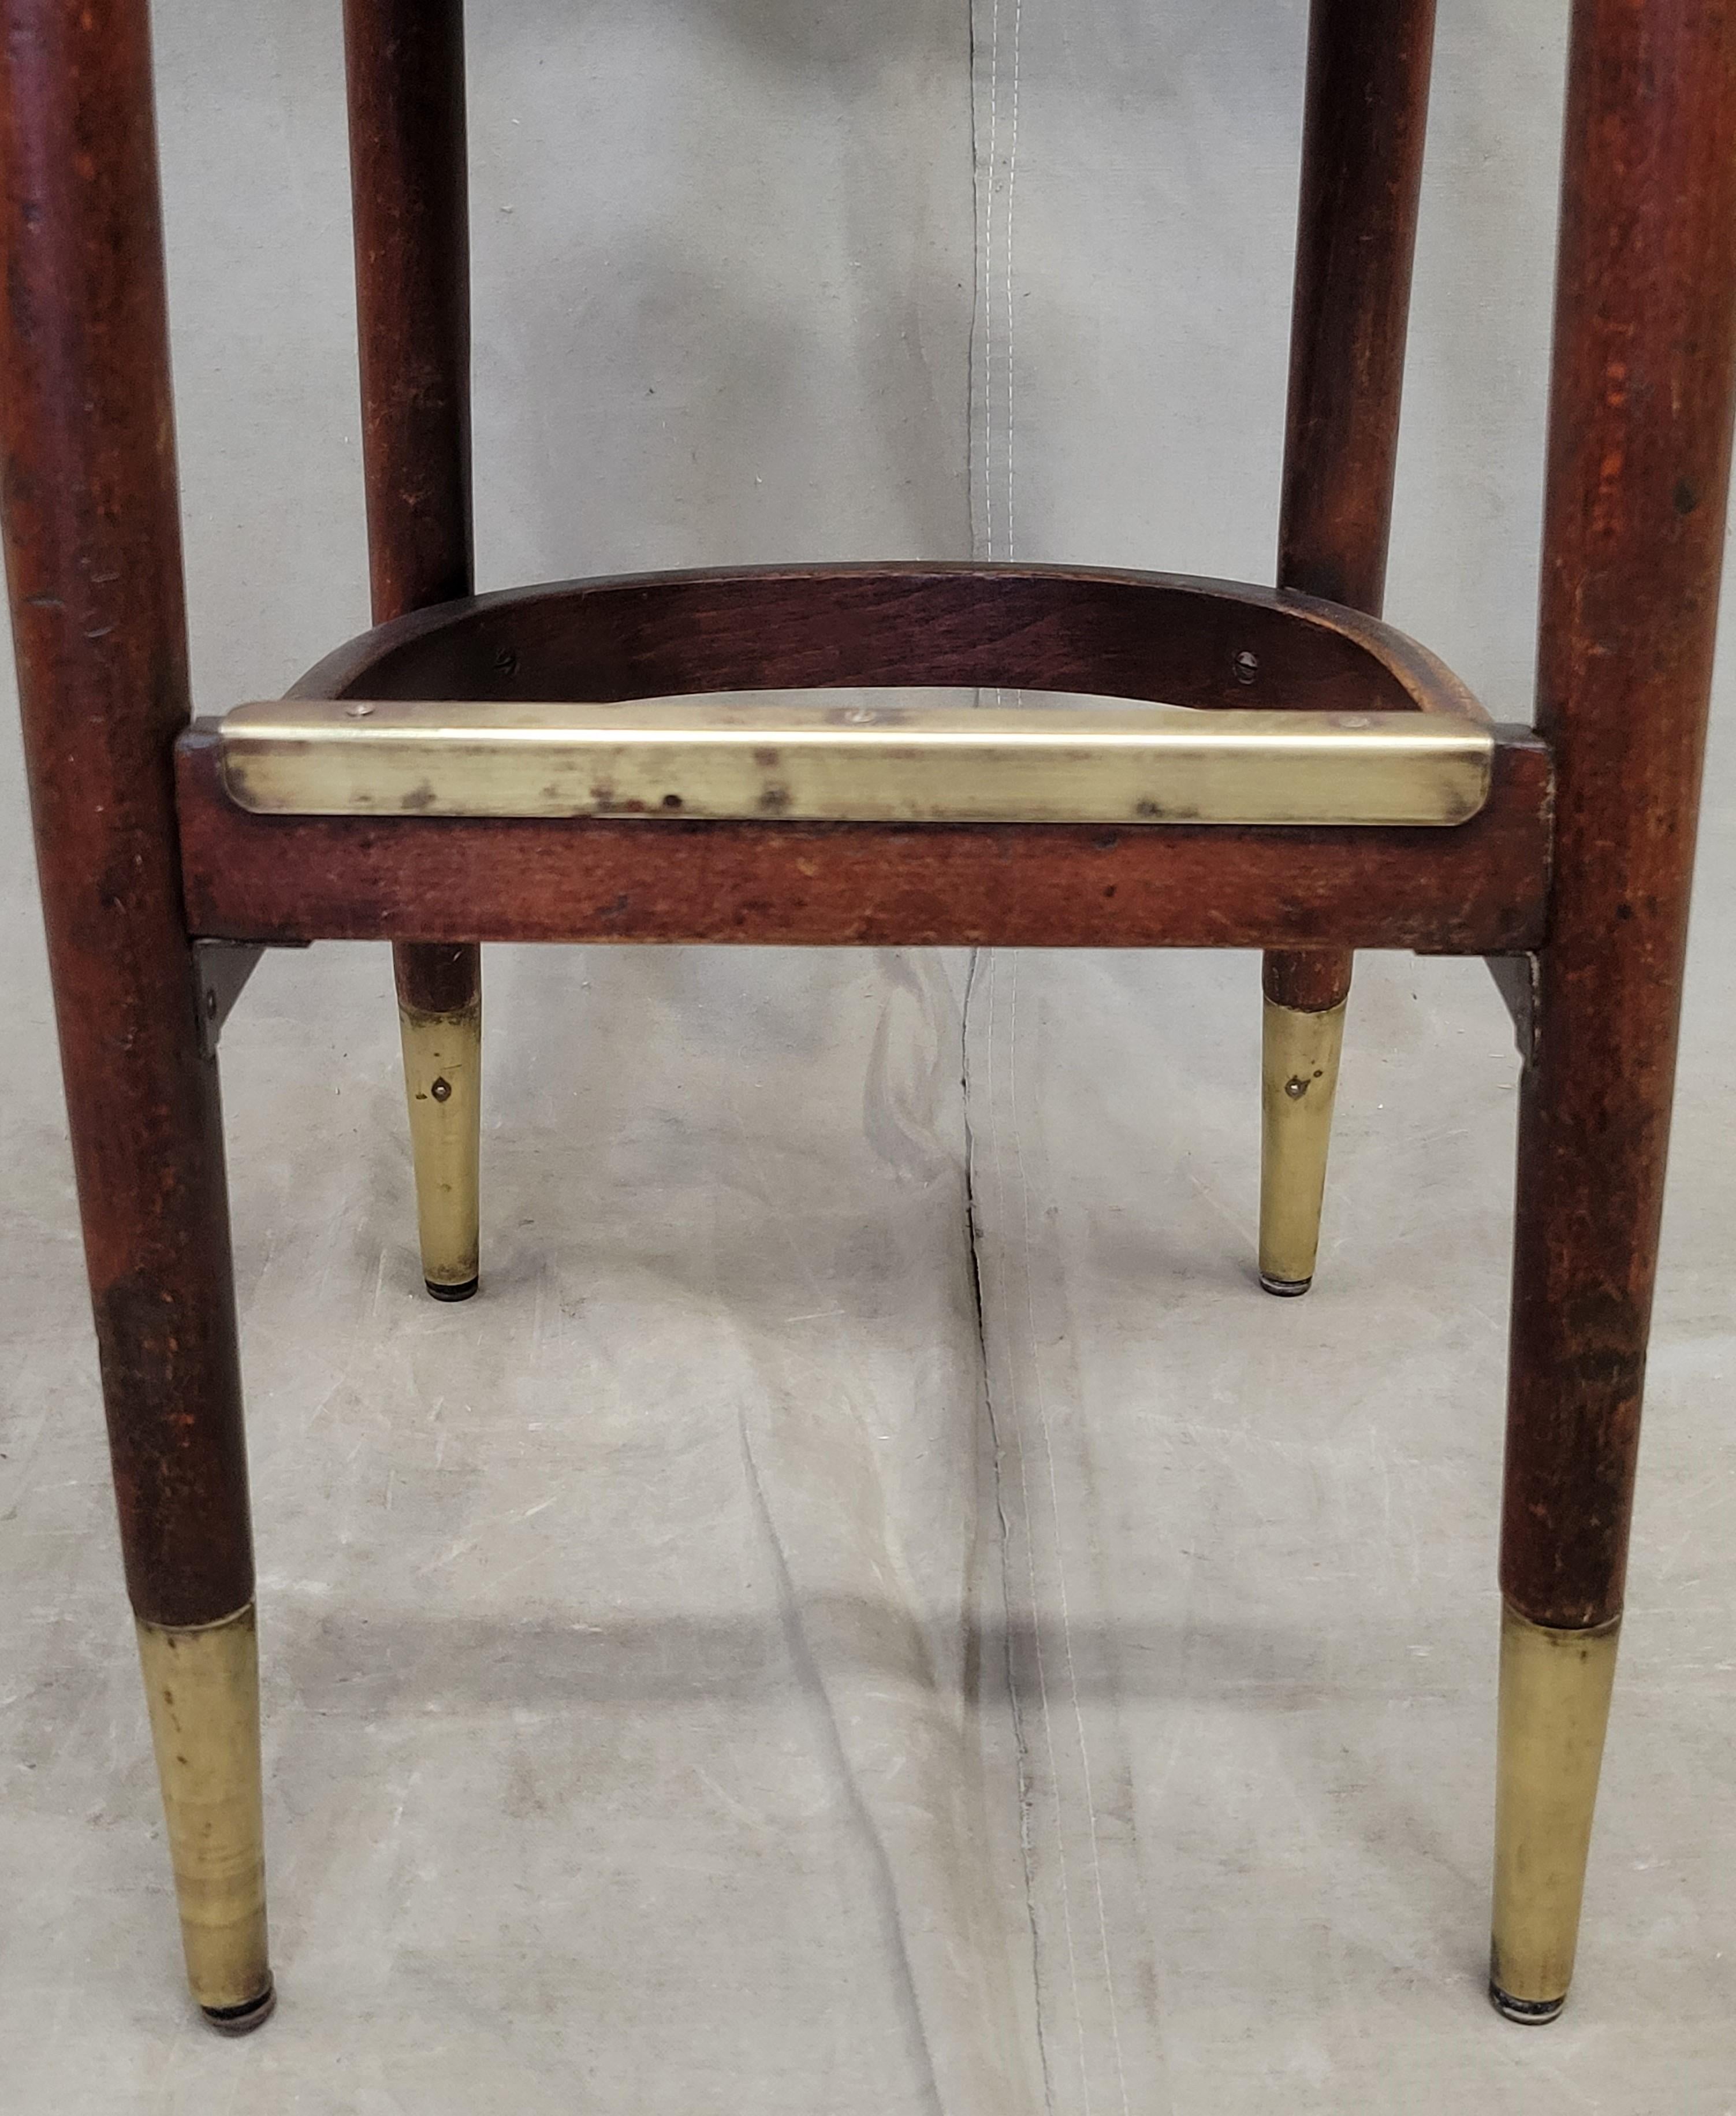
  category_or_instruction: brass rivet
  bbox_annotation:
[430,1076,452,1103]
[1284,1076,1309,1100]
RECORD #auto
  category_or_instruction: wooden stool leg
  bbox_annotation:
[1493,0,1736,2023]
[1258,953,1347,1295]
[1261,0,1435,1292]
[344,1,482,1298]
[0,0,270,2028]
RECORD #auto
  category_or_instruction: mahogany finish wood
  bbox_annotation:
[1278,0,1435,612]
[1264,950,1353,1014]
[187,562,1528,955]
[1266,0,1437,1019]
[343,0,482,1050]
[284,562,1477,716]
[1501,0,1736,1633]
[174,720,1551,953]
[394,940,483,1016]
[0,0,254,1629]
[7,0,1735,2035]
[344,0,471,615]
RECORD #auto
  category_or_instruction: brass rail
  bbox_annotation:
[219,687,1494,828]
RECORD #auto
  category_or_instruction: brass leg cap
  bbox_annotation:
[201,1977,277,2036]
[425,1275,479,1303]
[1259,1272,1312,1298]
[1259,996,1346,1295]
[1489,1981,1564,2026]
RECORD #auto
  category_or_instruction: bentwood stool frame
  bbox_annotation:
[3,0,1731,2039]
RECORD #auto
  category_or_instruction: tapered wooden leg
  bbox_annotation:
[1261,0,1436,1289]
[395,942,482,1299]
[344,1,483,1298]
[1493,0,1736,2024]
[0,0,271,2028]
[1258,952,1348,1295]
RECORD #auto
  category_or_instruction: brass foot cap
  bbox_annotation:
[1259,1273,1312,1298]
[201,1979,276,2036]
[426,1276,479,1303]
[1489,1982,1564,2026]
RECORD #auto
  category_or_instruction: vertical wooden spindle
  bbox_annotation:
[1261,0,1437,1294]
[345,0,483,1299]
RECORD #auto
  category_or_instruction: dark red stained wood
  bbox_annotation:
[1267,0,1437,1023]
[1279,0,1436,614]
[175,722,1551,953]
[192,559,1534,955]
[191,561,1537,954]
[343,0,482,1054]
[394,941,482,1017]
[1502,0,1736,1631]
[1264,950,1351,1013]
[282,561,1482,715]
[344,0,471,618]
[0,0,253,1628]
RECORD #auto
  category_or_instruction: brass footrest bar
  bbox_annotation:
[219,689,1495,829]
[173,724,1552,954]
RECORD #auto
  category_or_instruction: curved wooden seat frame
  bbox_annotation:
[286,562,1482,708]
[4,0,1734,2044]
[175,566,1547,951]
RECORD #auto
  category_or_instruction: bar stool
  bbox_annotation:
[3,0,1731,2039]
